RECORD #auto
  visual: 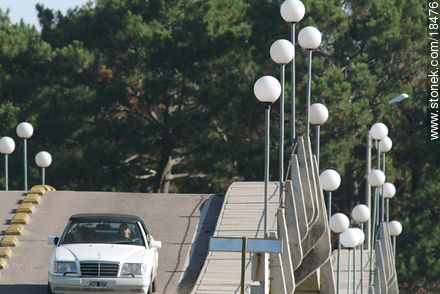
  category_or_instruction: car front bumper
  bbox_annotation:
[49,274,151,293]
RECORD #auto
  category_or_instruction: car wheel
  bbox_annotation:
[152,277,157,292]
[147,280,153,294]
[47,283,53,294]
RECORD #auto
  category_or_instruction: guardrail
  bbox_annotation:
[372,223,399,293]
[266,136,335,293]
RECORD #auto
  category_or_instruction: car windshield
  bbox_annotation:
[60,220,145,246]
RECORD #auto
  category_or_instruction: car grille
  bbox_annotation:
[80,262,119,277]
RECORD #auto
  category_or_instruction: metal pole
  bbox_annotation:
[316,125,320,170]
[337,236,341,294]
[371,188,378,249]
[264,105,271,237]
[279,65,286,207]
[327,191,332,223]
[24,138,28,191]
[353,247,356,294]
[377,140,380,169]
[365,132,371,250]
[376,141,381,228]
[370,187,378,284]
[381,153,386,224]
[386,199,390,224]
[360,223,364,294]
[291,23,296,150]
[4,155,8,191]
[241,236,247,294]
[347,249,351,294]
[393,236,396,259]
[42,167,45,185]
[305,50,312,137]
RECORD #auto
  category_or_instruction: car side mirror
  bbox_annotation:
[150,240,162,249]
[48,236,59,245]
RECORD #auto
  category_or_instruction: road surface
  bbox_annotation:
[0,191,218,293]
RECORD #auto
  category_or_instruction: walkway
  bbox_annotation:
[191,181,280,293]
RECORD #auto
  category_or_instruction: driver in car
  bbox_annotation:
[117,223,133,240]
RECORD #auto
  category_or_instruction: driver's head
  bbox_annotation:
[118,223,132,239]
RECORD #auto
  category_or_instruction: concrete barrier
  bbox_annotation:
[0,258,6,269]
[0,184,53,273]
[5,225,24,236]
[0,236,19,247]
[0,247,12,258]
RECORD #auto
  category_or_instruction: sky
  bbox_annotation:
[0,0,91,30]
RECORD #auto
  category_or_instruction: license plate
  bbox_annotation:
[89,281,108,287]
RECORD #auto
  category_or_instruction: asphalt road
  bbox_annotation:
[0,191,212,294]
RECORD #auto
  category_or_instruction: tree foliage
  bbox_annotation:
[0,0,436,291]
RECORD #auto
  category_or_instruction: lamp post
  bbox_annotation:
[330,213,349,294]
[310,103,329,169]
[270,39,295,206]
[370,123,388,169]
[377,136,392,223]
[375,93,410,122]
[367,169,385,247]
[365,93,408,249]
[254,76,281,237]
[352,204,370,294]
[298,26,322,137]
[280,0,305,147]
[319,169,341,222]
[367,123,388,251]
[388,220,402,259]
[16,122,34,192]
[388,93,409,104]
[381,182,396,224]
[367,169,385,286]
[352,228,365,294]
[340,228,359,294]
[35,151,52,185]
[0,137,15,191]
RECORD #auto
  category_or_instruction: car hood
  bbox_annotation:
[56,244,146,263]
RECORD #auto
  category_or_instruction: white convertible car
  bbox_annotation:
[47,214,161,293]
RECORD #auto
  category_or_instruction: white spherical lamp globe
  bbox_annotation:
[368,169,386,187]
[340,229,359,248]
[0,137,15,154]
[16,122,34,139]
[254,76,281,103]
[320,169,341,191]
[351,204,370,223]
[330,213,349,234]
[270,39,295,64]
[370,123,388,140]
[352,228,365,246]
[381,182,396,199]
[378,136,392,153]
[35,151,52,168]
[298,26,322,50]
[310,103,329,125]
[280,0,305,23]
[388,220,403,236]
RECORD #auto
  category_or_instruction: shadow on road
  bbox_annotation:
[175,194,224,294]
[0,284,47,294]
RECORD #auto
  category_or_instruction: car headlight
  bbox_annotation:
[121,263,148,276]
[50,261,79,276]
